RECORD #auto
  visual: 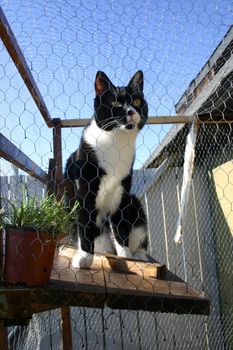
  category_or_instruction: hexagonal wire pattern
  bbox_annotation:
[0,1,233,349]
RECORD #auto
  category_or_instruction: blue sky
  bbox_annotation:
[1,0,233,173]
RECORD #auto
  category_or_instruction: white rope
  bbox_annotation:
[174,121,198,244]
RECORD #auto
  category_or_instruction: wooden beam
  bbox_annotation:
[104,254,166,279]
[59,113,233,128]
[49,252,210,315]
[0,251,209,319]
[58,246,166,279]
[0,7,53,128]
[53,119,63,200]
[47,159,56,195]
[0,321,8,350]
[61,307,73,350]
[0,133,48,184]
[60,116,195,128]
[0,288,32,326]
[104,270,210,315]
[0,229,3,282]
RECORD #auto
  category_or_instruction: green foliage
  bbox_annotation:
[0,194,79,237]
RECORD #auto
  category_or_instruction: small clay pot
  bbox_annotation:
[4,228,57,286]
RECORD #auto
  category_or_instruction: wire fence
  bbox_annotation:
[0,0,233,349]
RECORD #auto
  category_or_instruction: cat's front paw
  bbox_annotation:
[133,249,148,261]
[71,251,94,268]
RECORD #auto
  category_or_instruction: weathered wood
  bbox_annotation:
[46,153,71,350]
[0,258,209,321]
[61,307,73,350]
[58,246,166,278]
[0,321,8,350]
[0,252,210,325]
[0,7,53,128]
[0,288,32,326]
[103,270,209,315]
[60,116,195,128]
[47,159,56,195]
[105,254,166,279]
[32,304,58,314]
[50,252,209,315]
[59,114,233,128]
[0,133,48,184]
[53,119,63,200]
[0,230,3,282]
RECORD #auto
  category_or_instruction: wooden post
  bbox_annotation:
[60,307,73,350]
[52,119,63,200]
[0,321,8,350]
[52,121,73,349]
[47,159,56,196]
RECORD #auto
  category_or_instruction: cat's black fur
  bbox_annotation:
[64,71,149,268]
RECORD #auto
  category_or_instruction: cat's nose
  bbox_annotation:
[127,110,134,117]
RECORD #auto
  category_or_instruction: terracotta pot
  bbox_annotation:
[4,228,57,286]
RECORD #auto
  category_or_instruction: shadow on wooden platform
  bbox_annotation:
[0,249,210,326]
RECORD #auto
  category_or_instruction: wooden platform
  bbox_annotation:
[0,250,210,325]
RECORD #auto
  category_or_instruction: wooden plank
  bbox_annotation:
[53,119,63,200]
[61,307,73,350]
[44,254,106,308]
[0,133,48,184]
[0,288,32,326]
[32,304,58,314]
[0,7,53,128]
[57,247,166,278]
[60,116,195,128]
[0,321,8,350]
[26,176,45,198]
[0,252,209,318]
[60,114,233,128]
[47,159,56,195]
[53,250,209,315]
[104,270,210,315]
[0,230,3,282]
[104,254,166,279]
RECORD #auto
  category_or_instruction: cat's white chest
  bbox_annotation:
[84,119,137,225]
[95,174,123,225]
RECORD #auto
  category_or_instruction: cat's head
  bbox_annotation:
[94,71,148,131]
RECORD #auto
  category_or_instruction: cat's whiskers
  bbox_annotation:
[102,119,122,131]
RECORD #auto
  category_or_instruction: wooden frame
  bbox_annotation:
[0,7,53,128]
[0,252,210,327]
[59,113,233,128]
[0,133,48,184]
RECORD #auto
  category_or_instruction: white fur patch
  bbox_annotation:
[84,119,137,176]
[129,226,147,254]
[94,231,115,254]
[95,175,123,226]
[71,250,94,268]
[113,239,133,259]
[84,119,138,226]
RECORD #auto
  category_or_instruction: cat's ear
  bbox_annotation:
[95,71,115,96]
[128,70,144,92]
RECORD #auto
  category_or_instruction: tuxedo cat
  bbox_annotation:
[64,71,148,268]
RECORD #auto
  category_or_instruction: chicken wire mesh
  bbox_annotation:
[0,0,233,349]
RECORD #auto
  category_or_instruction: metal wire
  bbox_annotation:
[0,1,233,349]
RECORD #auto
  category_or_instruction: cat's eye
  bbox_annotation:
[133,99,141,107]
[112,101,122,108]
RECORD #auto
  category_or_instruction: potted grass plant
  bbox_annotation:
[0,193,78,286]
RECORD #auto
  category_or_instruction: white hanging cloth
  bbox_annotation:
[174,121,198,244]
